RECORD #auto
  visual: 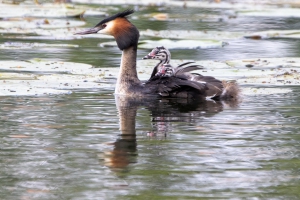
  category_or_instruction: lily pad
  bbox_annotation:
[0,28,35,34]
[0,59,94,74]
[0,82,71,96]
[242,87,292,95]
[71,0,168,6]
[244,30,300,39]
[83,9,106,16]
[0,18,85,29]
[35,28,113,39]
[142,13,231,22]
[0,73,36,80]
[1,56,300,97]
[70,0,282,9]
[0,3,85,18]
[141,30,246,40]
[100,39,228,49]
[225,58,300,69]
[139,39,228,49]
[0,42,78,49]
[168,1,275,9]
[0,27,113,40]
[238,70,300,86]
[0,59,114,96]
[237,8,300,18]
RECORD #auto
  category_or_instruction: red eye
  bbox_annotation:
[102,24,107,28]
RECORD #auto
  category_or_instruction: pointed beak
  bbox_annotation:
[74,26,102,35]
[142,52,156,60]
[142,55,152,60]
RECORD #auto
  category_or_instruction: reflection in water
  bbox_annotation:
[148,98,225,137]
[104,98,138,172]
[104,95,236,172]
[0,91,300,199]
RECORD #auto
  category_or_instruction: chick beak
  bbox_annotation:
[142,52,156,60]
[75,26,102,35]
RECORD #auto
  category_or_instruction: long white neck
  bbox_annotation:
[115,46,142,96]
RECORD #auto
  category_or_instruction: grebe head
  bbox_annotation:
[143,46,171,63]
[75,9,139,50]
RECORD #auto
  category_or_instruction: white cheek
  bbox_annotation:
[98,21,114,35]
[98,29,110,35]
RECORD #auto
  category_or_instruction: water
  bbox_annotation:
[1,4,300,200]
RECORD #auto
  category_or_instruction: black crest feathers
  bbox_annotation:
[95,9,135,27]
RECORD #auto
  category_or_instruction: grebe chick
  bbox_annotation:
[143,46,203,79]
[143,46,239,99]
[75,10,239,99]
[143,46,174,77]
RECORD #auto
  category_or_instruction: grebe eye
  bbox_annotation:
[102,24,107,28]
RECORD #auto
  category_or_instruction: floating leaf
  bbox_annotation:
[71,0,168,6]
[1,27,113,40]
[70,0,284,9]
[0,59,93,74]
[0,3,85,18]
[83,9,106,16]
[35,28,113,39]
[0,81,72,96]
[0,73,36,80]
[168,1,275,9]
[0,42,79,49]
[141,30,246,40]
[225,58,300,69]
[139,39,228,49]
[141,13,230,22]
[237,8,300,18]
[151,13,169,21]
[244,30,300,39]
[100,39,227,49]
[1,57,300,96]
[0,59,114,96]
[242,87,292,95]
[9,135,31,138]
[0,28,35,34]
[0,18,85,29]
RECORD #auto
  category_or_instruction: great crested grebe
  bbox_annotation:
[75,9,239,99]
